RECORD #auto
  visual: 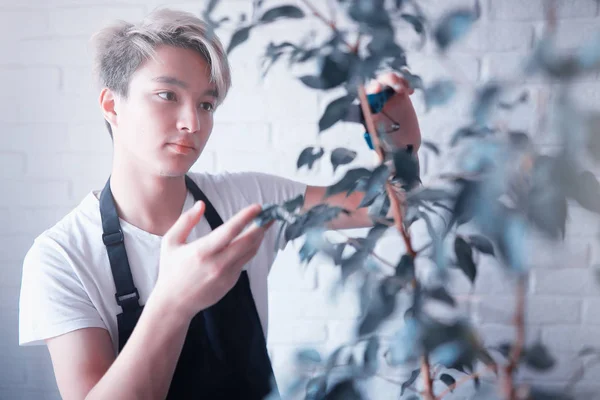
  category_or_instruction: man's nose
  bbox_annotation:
[177,104,201,133]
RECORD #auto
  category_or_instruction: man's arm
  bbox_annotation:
[47,293,190,400]
[304,72,422,230]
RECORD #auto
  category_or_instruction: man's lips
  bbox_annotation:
[168,141,195,149]
[167,142,196,155]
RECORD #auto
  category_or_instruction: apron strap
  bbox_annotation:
[99,178,140,313]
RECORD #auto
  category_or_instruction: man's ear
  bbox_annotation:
[99,88,118,128]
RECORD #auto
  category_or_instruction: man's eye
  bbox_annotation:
[158,92,176,101]
[200,102,215,112]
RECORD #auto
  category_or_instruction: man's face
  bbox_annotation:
[113,45,217,177]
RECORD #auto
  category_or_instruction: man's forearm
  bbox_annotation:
[86,295,191,400]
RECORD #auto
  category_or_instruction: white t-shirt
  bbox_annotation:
[19,171,307,355]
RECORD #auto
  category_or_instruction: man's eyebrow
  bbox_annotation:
[152,76,188,88]
[203,88,218,98]
[152,76,218,98]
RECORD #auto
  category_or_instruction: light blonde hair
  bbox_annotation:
[90,8,232,138]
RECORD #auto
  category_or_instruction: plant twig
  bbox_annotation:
[421,355,435,400]
[503,277,527,400]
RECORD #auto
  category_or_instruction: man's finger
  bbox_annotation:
[195,203,263,252]
[164,201,206,246]
[215,225,266,275]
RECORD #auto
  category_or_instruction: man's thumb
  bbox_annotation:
[164,200,205,246]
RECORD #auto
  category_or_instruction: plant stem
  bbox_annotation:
[302,0,427,393]
[421,355,435,400]
[299,0,339,34]
[503,277,527,400]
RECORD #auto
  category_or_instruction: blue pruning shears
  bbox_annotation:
[362,86,397,150]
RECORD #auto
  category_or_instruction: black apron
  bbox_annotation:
[99,175,278,399]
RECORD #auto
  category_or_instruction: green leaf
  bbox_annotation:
[569,170,600,214]
[393,149,420,189]
[259,5,304,23]
[401,369,420,395]
[454,237,477,284]
[319,94,355,132]
[324,379,362,399]
[426,286,455,306]
[358,276,400,335]
[297,146,325,170]
[467,234,495,255]
[578,346,600,357]
[305,376,327,400]
[439,373,456,391]
[434,8,477,51]
[331,147,357,172]
[401,13,425,34]
[296,348,322,364]
[424,79,456,110]
[325,167,372,198]
[358,164,391,208]
[422,140,440,155]
[363,336,380,376]
[524,342,555,371]
[226,26,252,54]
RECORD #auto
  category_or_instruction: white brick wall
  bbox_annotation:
[1,0,600,399]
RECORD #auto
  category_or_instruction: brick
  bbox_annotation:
[23,350,60,391]
[478,323,541,348]
[518,350,583,384]
[0,311,19,353]
[532,267,592,295]
[25,152,111,181]
[0,66,61,96]
[21,92,101,123]
[204,122,271,152]
[0,124,70,152]
[0,284,22,312]
[489,0,598,20]
[19,37,92,67]
[528,296,582,324]
[48,6,146,36]
[582,298,600,324]
[67,122,114,153]
[215,148,317,180]
[406,52,480,83]
[0,356,27,386]
[269,288,361,320]
[542,325,600,353]
[269,245,317,291]
[0,10,48,38]
[0,153,26,179]
[554,19,600,50]
[0,389,60,400]
[5,207,71,236]
[475,296,581,324]
[0,262,24,288]
[268,320,327,345]
[214,90,270,123]
[0,234,35,263]
[0,180,71,207]
[458,22,535,53]
[61,66,97,97]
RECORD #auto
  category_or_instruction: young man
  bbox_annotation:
[19,8,421,400]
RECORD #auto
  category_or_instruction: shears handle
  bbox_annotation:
[362,86,396,150]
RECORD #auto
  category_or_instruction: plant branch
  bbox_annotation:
[503,277,527,400]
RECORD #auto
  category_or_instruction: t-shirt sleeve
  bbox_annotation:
[19,235,106,347]
[224,171,308,251]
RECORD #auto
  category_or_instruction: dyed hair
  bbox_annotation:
[90,8,232,138]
